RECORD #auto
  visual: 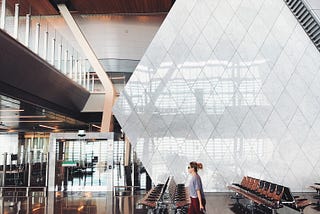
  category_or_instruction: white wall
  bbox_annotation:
[114,0,320,192]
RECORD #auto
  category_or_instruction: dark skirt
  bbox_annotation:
[188,197,206,214]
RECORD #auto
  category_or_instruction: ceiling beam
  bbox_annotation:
[58,4,116,132]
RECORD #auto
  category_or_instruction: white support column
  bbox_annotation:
[64,50,68,75]
[69,55,73,79]
[131,145,134,194]
[78,59,82,85]
[79,59,83,85]
[82,60,85,87]
[57,44,62,70]
[82,60,86,87]
[24,14,30,47]
[58,4,115,132]
[2,153,7,187]
[13,3,19,39]
[86,72,90,90]
[74,59,78,82]
[50,37,56,66]
[34,23,40,54]
[91,73,94,92]
[43,31,48,60]
[0,0,6,30]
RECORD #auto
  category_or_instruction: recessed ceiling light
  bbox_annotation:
[39,124,56,130]
[92,124,101,129]
[2,120,62,123]
[0,115,46,119]
[0,109,24,112]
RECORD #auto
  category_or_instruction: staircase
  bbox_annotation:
[284,0,320,51]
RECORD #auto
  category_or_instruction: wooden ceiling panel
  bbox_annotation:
[70,0,173,14]
[7,0,58,16]
[27,0,59,15]
[6,0,173,15]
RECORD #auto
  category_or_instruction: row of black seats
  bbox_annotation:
[139,177,169,208]
[229,176,311,213]
[167,177,189,208]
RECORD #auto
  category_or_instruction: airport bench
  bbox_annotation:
[139,177,170,208]
[167,177,190,209]
[310,183,320,205]
[139,183,166,208]
[228,176,311,213]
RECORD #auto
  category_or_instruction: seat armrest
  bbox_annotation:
[296,198,308,202]
[281,201,295,204]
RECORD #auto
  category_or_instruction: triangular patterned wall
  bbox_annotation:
[113,0,320,192]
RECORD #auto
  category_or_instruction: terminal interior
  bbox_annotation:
[1,0,320,213]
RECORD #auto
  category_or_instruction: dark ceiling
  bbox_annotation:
[0,94,97,133]
[7,0,174,16]
[0,28,102,133]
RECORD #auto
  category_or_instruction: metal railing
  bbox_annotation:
[0,0,101,92]
[1,152,49,197]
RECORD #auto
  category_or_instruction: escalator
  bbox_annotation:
[284,0,320,51]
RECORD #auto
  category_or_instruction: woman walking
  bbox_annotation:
[188,161,206,214]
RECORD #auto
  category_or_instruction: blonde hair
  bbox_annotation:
[189,161,203,172]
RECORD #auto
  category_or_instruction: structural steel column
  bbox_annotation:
[13,3,19,39]
[43,30,48,60]
[34,23,40,54]
[64,50,68,75]
[50,37,56,66]
[58,44,62,70]
[58,4,115,132]
[0,0,6,30]
[25,14,30,46]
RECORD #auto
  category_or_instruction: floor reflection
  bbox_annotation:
[1,191,147,214]
[2,192,320,214]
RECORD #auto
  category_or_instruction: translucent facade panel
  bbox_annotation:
[0,134,19,164]
[114,0,320,192]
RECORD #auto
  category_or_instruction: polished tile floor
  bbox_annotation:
[1,191,320,213]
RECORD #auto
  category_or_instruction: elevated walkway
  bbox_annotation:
[0,29,90,117]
